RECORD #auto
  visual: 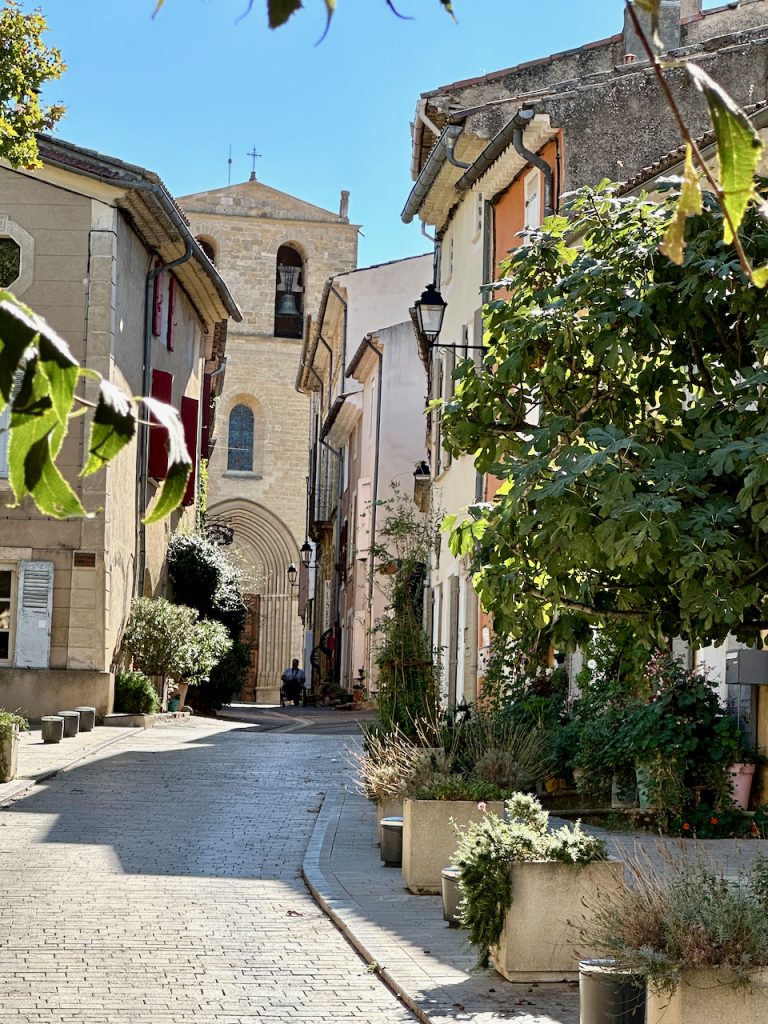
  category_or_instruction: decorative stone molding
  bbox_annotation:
[0,213,34,296]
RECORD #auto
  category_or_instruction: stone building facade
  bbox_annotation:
[0,136,238,719]
[178,180,358,702]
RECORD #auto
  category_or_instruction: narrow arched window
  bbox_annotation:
[274,244,304,339]
[197,237,216,265]
[227,404,254,472]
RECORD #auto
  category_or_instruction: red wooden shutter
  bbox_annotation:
[166,276,176,351]
[201,373,212,459]
[148,369,173,479]
[152,267,163,337]
[181,396,199,507]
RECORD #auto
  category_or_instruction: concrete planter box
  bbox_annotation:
[0,726,20,783]
[402,798,505,895]
[646,969,768,1024]
[103,713,156,729]
[491,859,625,982]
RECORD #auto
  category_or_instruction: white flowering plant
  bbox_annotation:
[454,793,606,964]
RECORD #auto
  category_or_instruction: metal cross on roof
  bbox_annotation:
[247,146,262,181]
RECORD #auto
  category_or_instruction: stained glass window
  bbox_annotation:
[227,404,254,472]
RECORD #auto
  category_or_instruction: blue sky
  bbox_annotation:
[36,1,703,265]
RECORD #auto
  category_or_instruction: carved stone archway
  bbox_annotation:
[209,498,301,704]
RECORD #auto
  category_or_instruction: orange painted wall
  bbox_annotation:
[476,137,561,697]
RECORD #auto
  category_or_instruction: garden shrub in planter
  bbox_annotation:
[0,710,28,783]
[454,793,619,980]
[581,857,768,1023]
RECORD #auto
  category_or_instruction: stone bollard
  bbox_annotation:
[41,716,64,744]
[74,706,96,732]
[57,711,80,738]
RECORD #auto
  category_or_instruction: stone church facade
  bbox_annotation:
[178,179,358,702]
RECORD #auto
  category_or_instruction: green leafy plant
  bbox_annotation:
[444,182,768,649]
[121,597,232,691]
[455,793,606,964]
[113,671,160,715]
[582,856,768,994]
[0,1,65,169]
[0,709,28,781]
[372,491,440,739]
[409,775,510,802]
[168,532,247,636]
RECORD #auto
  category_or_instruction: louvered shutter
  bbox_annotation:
[180,396,199,507]
[201,373,212,459]
[148,369,173,479]
[14,560,54,668]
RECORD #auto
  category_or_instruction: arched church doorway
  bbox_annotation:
[209,498,301,704]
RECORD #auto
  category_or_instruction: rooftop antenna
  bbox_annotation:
[227,144,232,186]
[247,145,262,182]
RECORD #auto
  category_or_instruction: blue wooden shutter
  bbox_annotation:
[14,560,54,668]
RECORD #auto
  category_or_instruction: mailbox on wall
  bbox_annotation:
[725,649,768,747]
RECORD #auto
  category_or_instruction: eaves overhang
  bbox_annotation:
[458,113,556,200]
[34,135,242,327]
[401,124,487,229]
[320,391,362,447]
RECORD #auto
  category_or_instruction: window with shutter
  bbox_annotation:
[0,567,14,662]
[524,169,541,234]
[14,560,53,669]
[148,369,173,479]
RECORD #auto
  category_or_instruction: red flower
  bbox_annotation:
[710,817,718,825]
[752,822,759,835]
[682,823,691,831]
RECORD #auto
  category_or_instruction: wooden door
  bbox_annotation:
[240,594,260,701]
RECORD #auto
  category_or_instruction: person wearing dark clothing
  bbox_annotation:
[280,659,306,707]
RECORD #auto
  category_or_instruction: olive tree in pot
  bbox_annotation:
[122,597,232,709]
[0,711,28,783]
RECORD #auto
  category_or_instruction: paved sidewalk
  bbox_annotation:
[303,786,768,1024]
[0,723,143,805]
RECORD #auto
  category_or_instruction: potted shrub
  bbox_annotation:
[727,741,763,811]
[401,716,553,895]
[0,710,28,783]
[122,597,231,709]
[113,671,160,716]
[581,856,768,1023]
[454,793,621,981]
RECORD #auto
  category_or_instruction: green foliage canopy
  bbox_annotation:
[0,1,64,169]
[443,182,768,650]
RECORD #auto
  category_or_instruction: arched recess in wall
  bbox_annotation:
[274,240,307,339]
[209,497,301,686]
[224,393,264,477]
[196,235,217,265]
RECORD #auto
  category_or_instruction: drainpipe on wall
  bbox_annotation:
[136,241,194,598]
[511,114,554,218]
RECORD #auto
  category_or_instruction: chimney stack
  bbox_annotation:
[624,0,682,56]
[339,190,350,222]
[681,0,702,19]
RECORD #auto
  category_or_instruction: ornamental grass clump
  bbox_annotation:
[348,725,436,802]
[455,793,606,965]
[581,856,768,994]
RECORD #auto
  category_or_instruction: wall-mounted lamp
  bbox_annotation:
[300,540,313,568]
[414,282,485,352]
[287,563,298,588]
[414,283,447,343]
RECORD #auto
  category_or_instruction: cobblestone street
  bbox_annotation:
[0,717,415,1024]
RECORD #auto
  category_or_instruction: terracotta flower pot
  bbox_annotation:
[729,762,756,810]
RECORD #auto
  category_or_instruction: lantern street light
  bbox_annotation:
[414,283,447,344]
[287,563,298,588]
[300,540,313,568]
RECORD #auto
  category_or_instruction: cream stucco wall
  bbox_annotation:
[430,195,486,705]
